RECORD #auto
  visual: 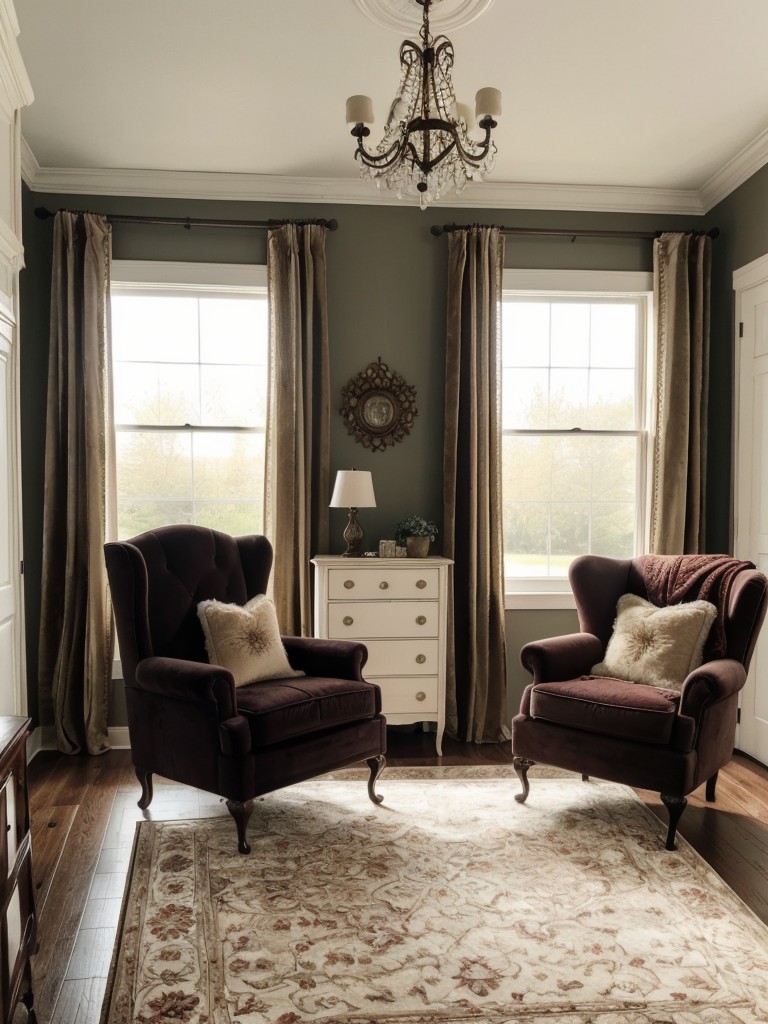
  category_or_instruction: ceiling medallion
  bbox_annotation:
[353,0,495,34]
[340,357,418,452]
[346,0,501,208]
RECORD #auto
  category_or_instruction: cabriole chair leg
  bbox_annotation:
[705,771,718,802]
[226,799,254,855]
[513,756,535,804]
[660,793,687,851]
[367,754,385,805]
[136,768,153,810]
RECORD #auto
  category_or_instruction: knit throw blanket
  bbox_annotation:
[635,554,754,659]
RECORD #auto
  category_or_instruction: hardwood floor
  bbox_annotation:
[26,731,768,1024]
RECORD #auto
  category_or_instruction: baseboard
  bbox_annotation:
[27,724,131,759]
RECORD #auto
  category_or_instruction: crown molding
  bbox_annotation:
[19,149,707,216]
[0,0,33,119]
[699,125,768,214]
[19,134,38,187]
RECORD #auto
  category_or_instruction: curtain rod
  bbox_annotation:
[33,206,338,231]
[430,223,719,241]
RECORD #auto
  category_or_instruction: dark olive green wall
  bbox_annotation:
[20,186,705,727]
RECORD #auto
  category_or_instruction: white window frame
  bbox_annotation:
[502,269,654,610]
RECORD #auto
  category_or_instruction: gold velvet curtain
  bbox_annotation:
[443,226,509,742]
[650,231,712,554]
[39,211,115,755]
[265,224,331,636]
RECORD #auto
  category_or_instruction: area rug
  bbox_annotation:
[100,768,768,1023]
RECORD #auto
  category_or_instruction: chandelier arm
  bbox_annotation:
[355,135,412,170]
[452,127,495,167]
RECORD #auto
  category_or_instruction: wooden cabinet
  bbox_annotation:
[312,556,452,754]
[0,718,36,1024]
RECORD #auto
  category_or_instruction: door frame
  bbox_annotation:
[733,252,768,758]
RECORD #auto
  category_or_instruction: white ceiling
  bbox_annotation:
[12,0,768,213]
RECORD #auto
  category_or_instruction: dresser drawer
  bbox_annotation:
[328,567,439,601]
[329,601,439,639]
[377,676,438,715]
[363,639,439,676]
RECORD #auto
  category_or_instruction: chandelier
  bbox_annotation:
[345,0,501,209]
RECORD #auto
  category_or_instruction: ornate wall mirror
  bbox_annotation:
[340,357,418,452]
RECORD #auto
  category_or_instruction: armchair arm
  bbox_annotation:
[135,656,238,720]
[282,636,368,680]
[134,656,249,756]
[520,633,604,684]
[679,658,747,720]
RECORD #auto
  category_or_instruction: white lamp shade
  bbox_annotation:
[330,470,377,509]
[475,87,502,120]
[346,95,374,126]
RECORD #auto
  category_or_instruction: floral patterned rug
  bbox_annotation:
[100,767,768,1023]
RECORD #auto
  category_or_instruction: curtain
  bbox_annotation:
[265,224,330,636]
[443,226,509,742]
[39,211,115,755]
[650,231,712,554]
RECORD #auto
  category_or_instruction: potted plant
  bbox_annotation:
[395,515,438,559]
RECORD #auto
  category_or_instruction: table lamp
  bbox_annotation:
[329,469,376,557]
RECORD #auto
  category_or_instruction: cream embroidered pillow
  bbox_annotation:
[591,594,717,692]
[197,595,304,686]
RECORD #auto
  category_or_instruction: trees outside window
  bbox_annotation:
[111,263,267,540]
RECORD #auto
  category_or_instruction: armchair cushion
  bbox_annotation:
[530,676,683,745]
[591,594,716,691]
[198,595,304,686]
[236,676,379,745]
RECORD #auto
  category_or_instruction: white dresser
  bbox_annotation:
[312,556,453,754]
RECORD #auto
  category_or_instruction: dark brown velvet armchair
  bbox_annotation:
[512,554,768,849]
[104,525,387,853]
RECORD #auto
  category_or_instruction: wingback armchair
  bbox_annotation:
[105,525,387,853]
[512,554,768,849]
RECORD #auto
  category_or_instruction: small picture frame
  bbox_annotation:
[379,539,396,558]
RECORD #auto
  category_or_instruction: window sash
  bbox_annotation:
[110,262,268,541]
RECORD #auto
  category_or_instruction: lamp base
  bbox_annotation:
[342,508,365,557]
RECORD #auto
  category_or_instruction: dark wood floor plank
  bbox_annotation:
[31,804,78,918]
[29,753,132,1022]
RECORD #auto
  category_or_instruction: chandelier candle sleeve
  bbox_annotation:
[346,0,501,208]
[346,95,375,126]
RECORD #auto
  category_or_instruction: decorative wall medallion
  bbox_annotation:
[340,357,418,452]
[353,0,495,34]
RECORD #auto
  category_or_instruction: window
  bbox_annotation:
[110,261,267,540]
[502,270,653,605]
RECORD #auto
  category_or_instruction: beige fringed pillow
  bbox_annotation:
[197,595,304,687]
[591,594,717,692]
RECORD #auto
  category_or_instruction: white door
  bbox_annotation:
[0,315,22,716]
[734,265,768,764]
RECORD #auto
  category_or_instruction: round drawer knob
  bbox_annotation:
[416,653,427,664]
[343,580,355,589]
[343,615,354,626]
[416,615,427,625]
[379,581,389,590]
[416,580,427,589]
[415,691,426,702]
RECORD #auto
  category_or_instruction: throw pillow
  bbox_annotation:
[197,595,304,687]
[591,594,717,692]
